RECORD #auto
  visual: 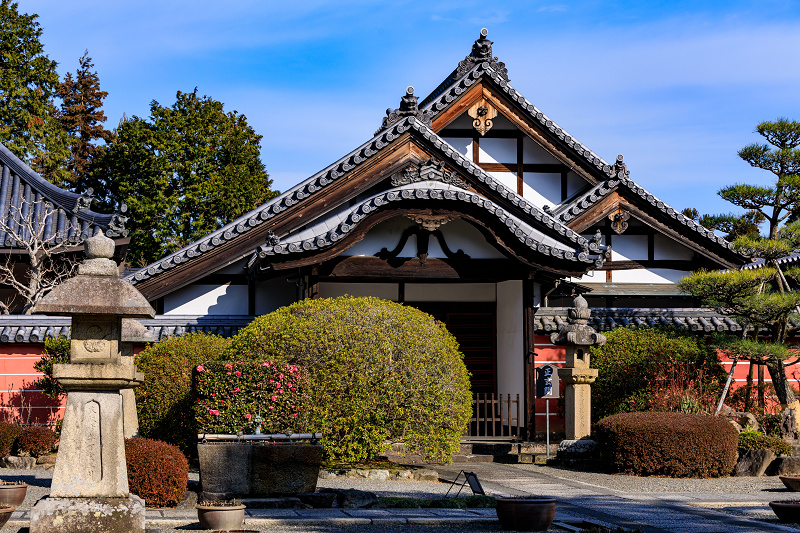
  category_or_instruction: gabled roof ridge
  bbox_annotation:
[128,116,608,285]
[251,183,603,268]
[555,175,738,252]
[0,143,116,226]
[418,60,613,178]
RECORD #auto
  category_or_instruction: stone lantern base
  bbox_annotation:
[30,495,145,533]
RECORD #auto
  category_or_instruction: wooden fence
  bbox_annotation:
[464,392,521,441]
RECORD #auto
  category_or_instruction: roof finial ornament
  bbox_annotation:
[456,28,509,81]
[377,85,432,134]
[603,154,630,180]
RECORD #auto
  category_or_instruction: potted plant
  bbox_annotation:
[495,496,556,532]
[196,499,246,530]
[0,481,26,507]
[194,361,323,499]
[770,500,800,523]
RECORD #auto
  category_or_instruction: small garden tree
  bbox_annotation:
[223,296,472,463]
[590,327,725,422]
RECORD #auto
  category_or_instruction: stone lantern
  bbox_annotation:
[550,294,606,440]
[30,231,154,533]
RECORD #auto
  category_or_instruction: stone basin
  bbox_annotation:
[780,476,800,492]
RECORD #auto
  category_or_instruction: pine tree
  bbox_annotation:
[679,119,800,414]
[57,50,115,194]
[0,1,70,183]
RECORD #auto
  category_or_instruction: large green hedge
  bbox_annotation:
[590,327,725,421]
[135,332,231,457]
[223,296,472,463]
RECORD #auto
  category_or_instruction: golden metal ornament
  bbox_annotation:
[468,99,497,136]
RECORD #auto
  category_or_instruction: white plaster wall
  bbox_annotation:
[405,283,496,302]
[254,277,297,315]
[522,137,559,164]
[215,258,248,275]
[480,138,516,164]
[442,137,473,161]
[522,172,561,207]
[654,234,695,260]
[496,280,524,417]
[165,284,248,315]
[343,218,505,259]
[489,171,518,193]
[318,282,399,300]
[567,171,587,198]
[612,268,689,284]
[610,235,648,261]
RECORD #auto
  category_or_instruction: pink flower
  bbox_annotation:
[261,362,269,367]
[276,383,281,389]
[292,413,298,417]
[225,363,233,369]
[232,387,240,394]
[271,395,278,402]
[269,405,274,410]
[279,373,284,380]
[235,371,241,377]
[248,375,253,380]
[209,409,220,416]
[287,382,293,388]
[245,413,252,420]
[227,372,232,375]
[211,393,216,398]
[196,365,205,372]
[290,387,296,392]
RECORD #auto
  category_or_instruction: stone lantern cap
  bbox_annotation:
[549,294,607,347]
[34,232,154,318]
[122,319,156,343]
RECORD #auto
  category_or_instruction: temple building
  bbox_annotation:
[0,30,760,435]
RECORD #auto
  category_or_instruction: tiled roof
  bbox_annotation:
[535,307,745,334]
[0,144,128,246]
[127,117,608,285]
[251,182,603,268]
[0,315,252,343]
[553,175,737,251]
[740,252,800,270]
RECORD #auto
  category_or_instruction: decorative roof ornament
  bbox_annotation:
[378,86,433,133]
[609,209,630,235]
[265,230,280,246]
[456,28,509,82]
[603,154,630,180]
[107,204,129,236]
[390,158,469,189]
[74,188,94,212]
[468,99,498,136]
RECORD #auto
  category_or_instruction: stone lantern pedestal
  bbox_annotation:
[550,295,605,441]
[29,232,154,533]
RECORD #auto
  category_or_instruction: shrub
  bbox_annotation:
[595,412,738,477]
[32,335,70,400]
[125,437,188,508]
[194,361,311,434]
[16,426,56,457]
[590,328,725,421]
[738,428,792,456]
[0,422,21,457]
[223,296,472,463]
[135,333,231,457]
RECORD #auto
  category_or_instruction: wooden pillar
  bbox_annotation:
[745,360,754,413]
[522,277,536,441]
[758,362,765,410]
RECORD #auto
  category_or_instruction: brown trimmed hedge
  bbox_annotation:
[16,426,56,457]
[0,422,21,457]
[595,412,738,477]
[125,437,188,507]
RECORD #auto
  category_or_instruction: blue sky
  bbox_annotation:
[23,0,800,220]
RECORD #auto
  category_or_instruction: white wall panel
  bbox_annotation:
[479,138,516,164]
[488,171,518,194]
[442,137,473,161]
[165,284,248,315]
[567,171,588,198]
[215,258,248,275]
[255,277,296,315]
[522,137,559,164]
[612,269,689,284]
[654,234,694,260]
[610,235,648,261]
[522,172,560,207]
[405,283,496,302]
[318,283,399,301]
[496,281,523,408]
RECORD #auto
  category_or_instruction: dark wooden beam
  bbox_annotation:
[317,256,531,282]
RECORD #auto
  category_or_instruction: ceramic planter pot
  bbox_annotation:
[780,476,800,492]
[770,500,800,523]
[198,442,323,499]
[196,503,246,530]
[496,497,556,532]
[0,506,14,528]
[0,483,26,507]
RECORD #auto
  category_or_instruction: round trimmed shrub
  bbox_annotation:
[135,332,231,457]
[0,422,21,457]
[223,296,472,463]
[738,429,792,457]
[16,426,56,457]
[595,412,738,477]
[125,437,188,507]
[590,327,725,421]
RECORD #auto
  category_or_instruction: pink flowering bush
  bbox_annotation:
[193,361,311,434]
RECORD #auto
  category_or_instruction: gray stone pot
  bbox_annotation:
[198,442,323,499]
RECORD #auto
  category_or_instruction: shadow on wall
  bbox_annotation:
[1,379,63,426]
